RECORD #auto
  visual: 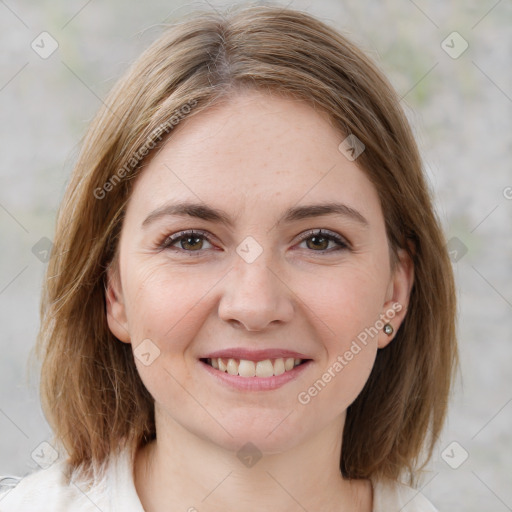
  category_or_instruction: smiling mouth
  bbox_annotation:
[200,357,309,378]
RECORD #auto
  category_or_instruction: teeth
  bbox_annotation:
[238,359,256,377]
[273,358,285,376]
[255,359,274,378]
[226,359,238,375]
[207,357,304,377]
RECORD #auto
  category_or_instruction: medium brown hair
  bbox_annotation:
[36,3,458,486]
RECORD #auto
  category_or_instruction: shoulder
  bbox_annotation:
[0,448,143,512]
[371,477,439,512]
[0,460,100,512]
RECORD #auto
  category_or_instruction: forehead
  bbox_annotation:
[125,90,383,227]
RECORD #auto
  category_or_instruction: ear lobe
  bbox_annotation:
[105,265,131,343]
[378,247,415,349]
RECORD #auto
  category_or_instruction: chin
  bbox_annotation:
[200,412,309,455]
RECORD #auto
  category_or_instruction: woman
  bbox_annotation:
[0,4,458,511]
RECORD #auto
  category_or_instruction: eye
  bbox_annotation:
[159,230,214,253]
[158,228,350,255]
[296,229,350,253]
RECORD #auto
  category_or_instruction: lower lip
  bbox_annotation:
[199,359,312,391]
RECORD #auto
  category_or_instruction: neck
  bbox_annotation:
[134,408,372,512]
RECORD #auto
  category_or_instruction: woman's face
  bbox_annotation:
[106,89,413,453]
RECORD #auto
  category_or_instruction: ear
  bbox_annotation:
[105,262,131,343]
[378,246,414,349]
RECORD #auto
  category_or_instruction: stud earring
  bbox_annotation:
[383,323,394,336]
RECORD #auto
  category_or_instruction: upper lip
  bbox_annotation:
[201,348,311,361]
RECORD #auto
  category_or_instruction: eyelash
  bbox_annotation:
[158,229,350,255]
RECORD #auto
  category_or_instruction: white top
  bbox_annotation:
[0,449,438,511]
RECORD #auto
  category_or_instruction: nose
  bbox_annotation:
[218,253,295,332]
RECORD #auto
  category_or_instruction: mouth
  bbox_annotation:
[200,357,310,378]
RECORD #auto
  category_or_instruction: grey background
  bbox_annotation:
[1,1,511,510]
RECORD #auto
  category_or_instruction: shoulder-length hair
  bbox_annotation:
[36,4,458,486]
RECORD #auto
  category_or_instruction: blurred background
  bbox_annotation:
[0,0,511,510]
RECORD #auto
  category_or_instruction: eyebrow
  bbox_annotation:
[142,200,369,229]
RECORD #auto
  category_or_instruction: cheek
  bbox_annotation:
[292,263,385,409]
[122,261,215,348]
[296,260,387,347]
[123,262,215,411]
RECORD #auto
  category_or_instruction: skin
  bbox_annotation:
[106,89,414,512]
